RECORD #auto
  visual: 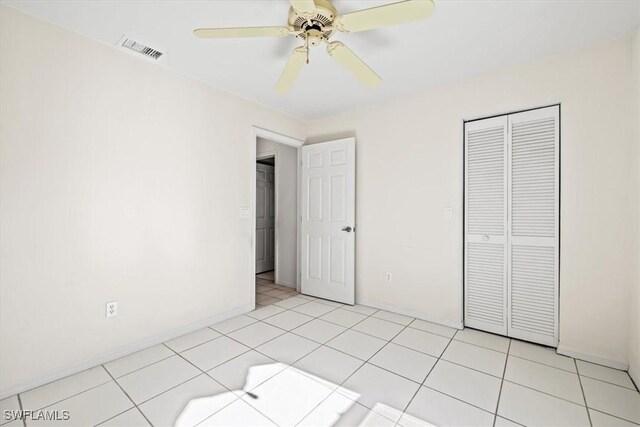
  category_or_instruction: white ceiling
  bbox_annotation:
[3,0,639,120]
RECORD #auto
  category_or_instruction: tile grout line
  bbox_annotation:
[195,398,280,427]
[398,328,458,423]
[296,307,503,425]
[191,360,283,427]
[13,364,117,413]
[101,364,154,427]
[452,337,510,354]
[223,314,365,426]
[251,303,380,372]
[95,407,143,427]
[436,330,635,391]
[16,393,26,427]
[500,379,590,408]
[108,352,176,382]
[508,353,578,374]
[226,307,338,348]
[575,358,593,427]
[95,407,142,426]
[205,306,352,398]
[497,338,635,387]
[162,341,259,395]
[575,359,639,392]
[577,372,640,392]
[177,299,347,391]
[17,376,114,414]
[436,355,508,380]
[115,346,226,409]
[168,331,226,354]
[284,304,393,425]
[587,408,640,426]
[262,307,342,330]
[135,343,250,426]
[418,384,500,420]
[310,313,420,425]
[351,316,422,426]
[492,339,512,426]
[450,336,605,381]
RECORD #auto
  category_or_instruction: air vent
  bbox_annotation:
[119,37,163,60]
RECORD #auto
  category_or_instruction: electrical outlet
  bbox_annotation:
[106,301,118,318]
[386,272,392,282]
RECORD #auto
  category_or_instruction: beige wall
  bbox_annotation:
[308,37,638,368]
[0,6,306,395]
[630,28,640,385]
[256,137,298,288]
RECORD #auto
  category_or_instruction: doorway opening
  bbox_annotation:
[249,127,356,308]
[254,137,300,307]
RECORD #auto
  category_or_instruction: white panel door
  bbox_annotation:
[507,106,559,347]
[300,138,355,304]
[256,163,275,274]
[464,116,508,335]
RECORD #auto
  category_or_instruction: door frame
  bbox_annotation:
[461,103,561,344]
[256,151,278,280]
[250,126,304,309]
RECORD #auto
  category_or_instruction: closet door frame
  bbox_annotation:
[463,104,561,347]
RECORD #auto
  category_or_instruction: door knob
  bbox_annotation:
[341,226,353,232]
[483,235,490,241]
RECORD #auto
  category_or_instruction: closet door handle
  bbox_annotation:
[482,235,490,241]
[341,226,353,233]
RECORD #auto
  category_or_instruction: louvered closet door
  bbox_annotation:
[464,116,508,335]
[507,106,559,346]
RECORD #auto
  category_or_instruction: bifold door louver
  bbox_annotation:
[464,105,559,347]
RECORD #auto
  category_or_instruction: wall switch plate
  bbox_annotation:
[386,273,392,282]
[106,301,118,318]
[240,206,250,218]
[444,207,453,220]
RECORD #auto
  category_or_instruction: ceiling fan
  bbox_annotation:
[193,0,435,93]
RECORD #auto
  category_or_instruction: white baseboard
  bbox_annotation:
[556,344,628,371]
[0,304,253,400]
[276,282,296,289]
[356,298,463,330]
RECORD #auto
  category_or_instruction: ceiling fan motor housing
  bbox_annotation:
[288,0,337,43]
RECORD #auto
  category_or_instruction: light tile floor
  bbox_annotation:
[2,291,639,427]
[255,274,299,308]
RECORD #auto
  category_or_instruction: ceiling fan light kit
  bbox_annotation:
[194,0,435,93]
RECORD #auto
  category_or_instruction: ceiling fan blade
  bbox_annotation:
[194,26,292,38]
[290,0,316,15]
[335,0,435,33]
[326,41,381,87]
[275,47,308,94]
